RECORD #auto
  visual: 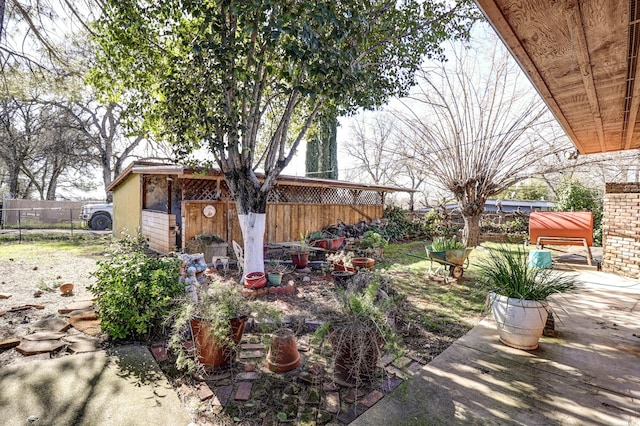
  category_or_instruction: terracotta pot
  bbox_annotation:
[351,257,375,270]
[331,270,355,289]
[290,252,309,269]
[244,272,267,289]
[329,237,346,251]
[329,326,381,386]
[333,261,355,273]
[59,283,74,296]
[190,315,248,371]
[266,328,302,373]
[311,239,329,249]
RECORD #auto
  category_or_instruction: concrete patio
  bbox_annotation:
[353,269,640,425]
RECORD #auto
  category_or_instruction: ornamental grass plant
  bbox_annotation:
[480,245,576,300]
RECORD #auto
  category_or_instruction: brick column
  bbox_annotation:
[602,183,640,278]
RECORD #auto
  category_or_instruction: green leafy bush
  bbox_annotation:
[360,230,388,249]
[89,232,183,340]
[377,206,431,242]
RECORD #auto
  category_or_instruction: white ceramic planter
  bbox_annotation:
[489,293,549,350]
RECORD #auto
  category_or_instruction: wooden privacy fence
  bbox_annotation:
[181,200,382,250]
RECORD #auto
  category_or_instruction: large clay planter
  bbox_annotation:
[190,315,248,370]
[333,261,355,273]
[290,252,309,269]
[244,272,267,289]
[351,257,375,270]
[490,293,549,350]
[266,328,302,373]
[329,326,381,386]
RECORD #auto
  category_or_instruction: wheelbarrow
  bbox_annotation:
[424,246,474,278]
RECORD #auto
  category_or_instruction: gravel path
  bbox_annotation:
[0,244,102,366]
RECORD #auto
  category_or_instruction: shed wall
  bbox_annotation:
[181,200,382,251]
[112,174,142,237]
[602,183,640,279]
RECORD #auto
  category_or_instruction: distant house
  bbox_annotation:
[430,199,554,214]
[481,199,555,214]
[106,162,411,254]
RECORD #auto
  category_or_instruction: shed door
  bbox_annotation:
[182,201,230,250]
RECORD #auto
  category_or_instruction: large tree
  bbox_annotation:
[396,34,579,246]
[92,0,478,273]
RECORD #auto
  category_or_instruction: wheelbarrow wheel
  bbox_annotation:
[449,265,464,278]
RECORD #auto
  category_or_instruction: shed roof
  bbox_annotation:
[475,0,640,154]
[106,161,414,193]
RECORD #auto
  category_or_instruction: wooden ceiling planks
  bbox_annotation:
[476,0,636,154]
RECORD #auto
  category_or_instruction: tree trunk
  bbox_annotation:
[224,168,269,276]
[462,213,482,247]
[305,113,338,179]
[238,213,266,277]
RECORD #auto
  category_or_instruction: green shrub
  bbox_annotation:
[360,230,388,249]
[89,232,183,340]
[377,206,430,242]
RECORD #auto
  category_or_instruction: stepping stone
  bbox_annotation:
[238,350,263,359]
[68,312,101,336]
[359,390,384,408]
[240,343,264,350]
[151,343,168,361]
[324,392,340,414]
[194,382,214,401]
[0,338,20,349]
[392,356,412,369]
[58,300,94,314]
[32,317,71,333]
[235,382,252,401]
[337,403,367,424]
[23,332,66,341]
[379,375,403,393]
[212,385,233,407]
[62,335,102,354]
[15,339,65,355]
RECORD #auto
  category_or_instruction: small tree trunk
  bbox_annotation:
[238,212,266,277]
[462,213,482,247]
[225,169,269,277]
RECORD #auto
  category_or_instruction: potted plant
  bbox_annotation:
[316,278,398,386]
[266,260,293,286]
[309,230,346,251]
[326,250,355,272]
[167,277,253,373]
[289,233,311,269]
[359,230,388,258]
[481,245,576,350]
[186,233,228,263]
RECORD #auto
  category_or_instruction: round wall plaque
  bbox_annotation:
[203,205,216,218]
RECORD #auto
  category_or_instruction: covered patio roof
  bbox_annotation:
[475,1,639,154]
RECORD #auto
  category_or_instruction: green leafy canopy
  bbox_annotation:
[90,0,478,212]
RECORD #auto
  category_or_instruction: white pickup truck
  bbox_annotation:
[80,203,113,230]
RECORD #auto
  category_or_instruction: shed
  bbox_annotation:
[106,162,410,254]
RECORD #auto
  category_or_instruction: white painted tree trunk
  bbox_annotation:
[238,213,266,278]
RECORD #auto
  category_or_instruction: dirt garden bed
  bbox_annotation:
[0,240,486,425]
